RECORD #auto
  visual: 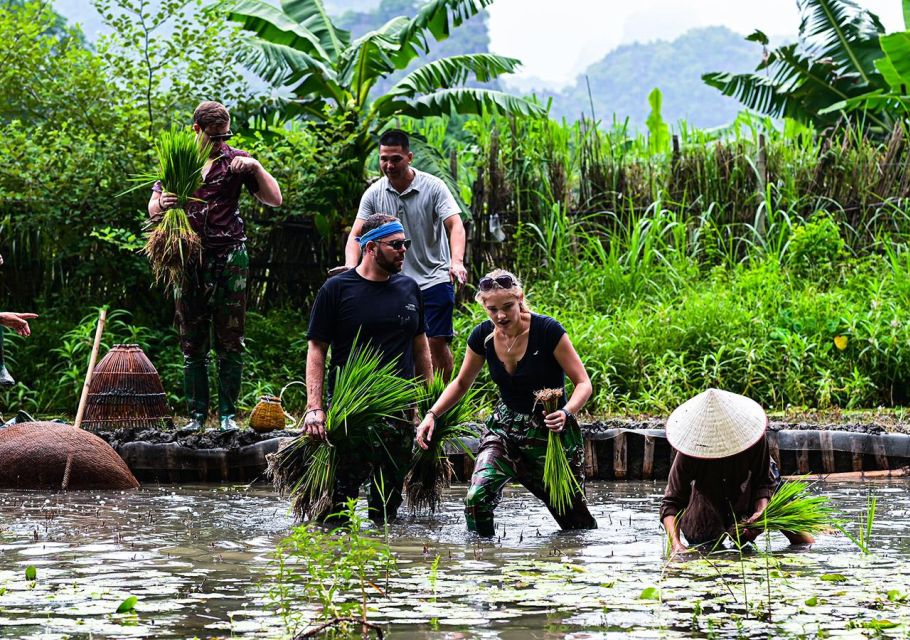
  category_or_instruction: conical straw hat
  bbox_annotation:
[665,388,767,459]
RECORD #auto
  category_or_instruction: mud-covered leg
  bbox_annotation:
[464,434,516,537]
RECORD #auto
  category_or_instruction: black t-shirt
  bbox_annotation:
[308,270,425,389]
[467,313,567,414]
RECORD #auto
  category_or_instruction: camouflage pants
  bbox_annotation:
[315,419,413,525]
[465,403,597,536]
[175,244,248,419]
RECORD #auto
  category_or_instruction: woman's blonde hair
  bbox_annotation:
[475,268,531,312]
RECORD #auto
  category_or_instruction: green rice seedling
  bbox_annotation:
[535,388,582,515]
[839,491,877,554]
[125,126,212,291]
[404,372,481,514]
[267,341,417,520]
[733,479,843,542]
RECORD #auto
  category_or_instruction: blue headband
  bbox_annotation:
[356,220,405,248]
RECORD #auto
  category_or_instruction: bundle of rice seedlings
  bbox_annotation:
[267,342,417,520]
[127,126,211,291]
[733,479,843,540]
[403,373,481,514]
[535,388,583,515]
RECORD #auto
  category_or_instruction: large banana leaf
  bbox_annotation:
[281,0,350,58]
[385,53,522,98]
[220,0,330,62]
[391,0,495,70]
[336,19,408,105]
[378,87,546,119]
[241,38,339,96]
[798,0,884,82]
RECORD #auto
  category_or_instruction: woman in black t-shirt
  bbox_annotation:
[416,269,597,536]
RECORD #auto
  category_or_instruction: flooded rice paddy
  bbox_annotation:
[0,481,908,639]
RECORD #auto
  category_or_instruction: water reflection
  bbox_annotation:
[0,481,907,638]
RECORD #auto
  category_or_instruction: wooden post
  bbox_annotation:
[74,308,106,430]
[642,435,655,479]
[584,439,598,480]
[819,431,836,474]
[796,445,810,475]
[613,432,627,480]
[872,437,890,470]
[851,437,864,472]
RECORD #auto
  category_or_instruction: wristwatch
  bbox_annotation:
[560,408,575,423]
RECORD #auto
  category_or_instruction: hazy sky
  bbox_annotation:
[486,0,906,88]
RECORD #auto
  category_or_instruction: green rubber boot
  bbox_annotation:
[182,356,210,432]
[0,326,14,388]
[217,352,243,431]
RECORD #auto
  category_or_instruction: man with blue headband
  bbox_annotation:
[304,213,432,523]
[335,129,465,381]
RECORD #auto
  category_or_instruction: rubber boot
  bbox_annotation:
[0,327,15,388]
[217,352,242,432]
[181,355,210,432]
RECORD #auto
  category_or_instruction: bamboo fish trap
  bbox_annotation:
[82,344,173,431]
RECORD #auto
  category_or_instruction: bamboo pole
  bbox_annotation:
[73,308,106,430]
[783,467,910,481]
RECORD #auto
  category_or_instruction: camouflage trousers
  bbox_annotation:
[465,403,597,536]
[315,419,413,525]
[175,244,248,419]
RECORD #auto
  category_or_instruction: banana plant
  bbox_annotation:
[219,0,544,168]
[702,0,888,129]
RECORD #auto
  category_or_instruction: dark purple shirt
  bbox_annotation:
[153,142,259,252]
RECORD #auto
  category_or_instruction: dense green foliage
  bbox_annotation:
[5,0,910,420]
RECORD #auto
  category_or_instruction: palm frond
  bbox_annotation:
[379,87,546,119]
[386,54,523,98]
[391,0,495,70]
[220,0,330,62]
[797,0,884,81]
[280,0,350,58]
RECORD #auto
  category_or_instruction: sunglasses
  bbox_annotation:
[478,274,516,291]
[375,238,411,251]
[207,130,233,141]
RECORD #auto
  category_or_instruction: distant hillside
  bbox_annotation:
[541,26,781,129]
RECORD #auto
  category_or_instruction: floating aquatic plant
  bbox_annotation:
[267,341,416,520]
[404,372,480,514]
[535,387,582,515]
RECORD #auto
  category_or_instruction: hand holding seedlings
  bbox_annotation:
[415,413,435,450]
[543,408,568,432]
[0,312,38,336]
[157,192,178,212]
[303,408,327,442]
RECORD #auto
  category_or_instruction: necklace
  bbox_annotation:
[500,324,528,353]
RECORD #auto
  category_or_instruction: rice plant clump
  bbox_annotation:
[535,387,582,515]
[138,126,211,291]
[734,479,843,540]
[267,343,417,520]
[404,373,480,514]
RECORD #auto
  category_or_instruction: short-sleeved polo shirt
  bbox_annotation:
[356,168,461,290]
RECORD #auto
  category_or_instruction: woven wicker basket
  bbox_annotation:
[82,344,172,432]
[249,381,304,433]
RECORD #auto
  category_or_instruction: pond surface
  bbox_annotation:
[1,480,908,639]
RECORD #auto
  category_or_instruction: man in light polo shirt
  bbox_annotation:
[339,129,466,380]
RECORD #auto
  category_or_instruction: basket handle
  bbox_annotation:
[279,380,306,427]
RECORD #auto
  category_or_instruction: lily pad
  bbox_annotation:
[820,574,847,583]
[639,587,660,601]
[116,596,138,613]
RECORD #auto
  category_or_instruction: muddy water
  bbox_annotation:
[0,481,908,639]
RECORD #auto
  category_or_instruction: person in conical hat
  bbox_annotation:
[660,389,814,554]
